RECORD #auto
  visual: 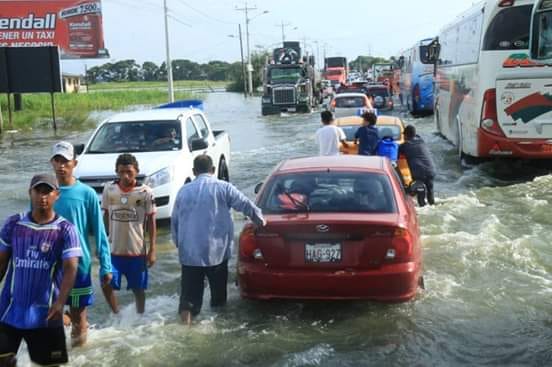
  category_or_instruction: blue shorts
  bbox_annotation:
[110,255,148,290]
[66,270,94,308]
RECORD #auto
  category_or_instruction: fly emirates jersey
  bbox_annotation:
[0,213,81,329]
[102,182,156,256]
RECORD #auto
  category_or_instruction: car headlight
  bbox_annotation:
[144,167,173,188]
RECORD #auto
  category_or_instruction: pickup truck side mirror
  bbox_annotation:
[254,182,263,194]
[190,138,209,151]
[74,143,85,155]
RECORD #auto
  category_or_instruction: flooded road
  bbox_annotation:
[2,92,552,366]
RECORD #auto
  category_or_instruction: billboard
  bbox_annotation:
[0,0,109,59]
[0,47,62,93]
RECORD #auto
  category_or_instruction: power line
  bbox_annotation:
[168,14,192,27]
[173,0,237,25]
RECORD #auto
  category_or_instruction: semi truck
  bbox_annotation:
[261,41,318,115]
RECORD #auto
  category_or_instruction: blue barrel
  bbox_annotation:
[377,137,399,162]
[157,99,204,110]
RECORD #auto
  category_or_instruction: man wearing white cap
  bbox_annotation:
[50,141,112,347]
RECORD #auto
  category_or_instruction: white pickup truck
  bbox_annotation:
[74,106,231,219]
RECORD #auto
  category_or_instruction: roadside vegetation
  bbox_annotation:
[88,80,228,91]
[0,89,196,131]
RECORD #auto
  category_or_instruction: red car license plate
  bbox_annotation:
[305,243,342,263]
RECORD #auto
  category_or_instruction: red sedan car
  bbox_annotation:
[238,155,422,302]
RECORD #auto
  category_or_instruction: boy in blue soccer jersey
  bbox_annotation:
[0,174,81,366]
[50,141,113,347]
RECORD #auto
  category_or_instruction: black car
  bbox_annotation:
[366,84,394,111]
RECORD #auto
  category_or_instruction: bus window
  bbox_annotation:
[483,5,533,50]
[537,11,552,58]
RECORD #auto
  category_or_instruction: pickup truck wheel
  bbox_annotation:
[218,158,230,182]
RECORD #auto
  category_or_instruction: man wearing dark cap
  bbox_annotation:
[171,155,266,325]
[0,174,81,366]
[50,141,112,346]
[399,125,436,206]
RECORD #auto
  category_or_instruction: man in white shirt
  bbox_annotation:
[315,110,349,156]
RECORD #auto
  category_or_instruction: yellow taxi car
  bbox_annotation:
[336,115,413,187]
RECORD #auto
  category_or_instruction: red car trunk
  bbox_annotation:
[252,213,405,270]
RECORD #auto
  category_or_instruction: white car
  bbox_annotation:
[74,107,231,219]
[329,92,372,118]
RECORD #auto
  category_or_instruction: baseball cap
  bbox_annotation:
[29,174,59,191]
[51,141,74,161]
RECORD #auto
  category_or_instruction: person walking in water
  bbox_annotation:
[50,141,112,346]
[171,155,265,325]
[101,154,157,314]
[315,110,349,156]
[0,174,81,366]
[399,125,436,206]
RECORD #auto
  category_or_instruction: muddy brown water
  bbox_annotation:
[2,93,552,366]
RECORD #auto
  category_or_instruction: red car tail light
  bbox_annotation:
[480,88,506,137]
[239,224,257,260]
[388,227,413,262]
[330,99,336,108]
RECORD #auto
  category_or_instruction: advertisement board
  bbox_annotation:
[0,0,109,59]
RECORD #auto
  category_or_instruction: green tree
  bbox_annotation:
[142,61,159,81]
[348,56,390,73]
[227,51,270,93]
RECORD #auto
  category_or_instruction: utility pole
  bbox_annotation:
[278,21,292,43]
[163,0,174,103]
[235,2,256,96]
[238,24,247,97]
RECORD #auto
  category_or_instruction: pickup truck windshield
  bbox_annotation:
[270,68,302,81]
[87,120,182,153]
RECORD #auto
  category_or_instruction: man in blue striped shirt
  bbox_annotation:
[0,174,81,366]
[171,155,265,325]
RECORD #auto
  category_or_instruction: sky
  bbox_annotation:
[62,0,479,73]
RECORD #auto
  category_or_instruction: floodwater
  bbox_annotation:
[2,93,552,366]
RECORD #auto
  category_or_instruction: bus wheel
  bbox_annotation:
[456,121,479,166]
[455,118,464,159]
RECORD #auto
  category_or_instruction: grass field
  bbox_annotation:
[0,89,197,131]
[87,80,229,91]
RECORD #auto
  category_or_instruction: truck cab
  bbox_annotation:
[74,106,231,219]
[261,42,317,115]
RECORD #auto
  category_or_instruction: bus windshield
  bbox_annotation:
[483,5,533,50]
[536,10,552,58]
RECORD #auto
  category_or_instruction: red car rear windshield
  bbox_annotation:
[260,172,397,214]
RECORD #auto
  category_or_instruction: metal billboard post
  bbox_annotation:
[50,92,57,131]
[6,93,13,130]
[0,101,3,134]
